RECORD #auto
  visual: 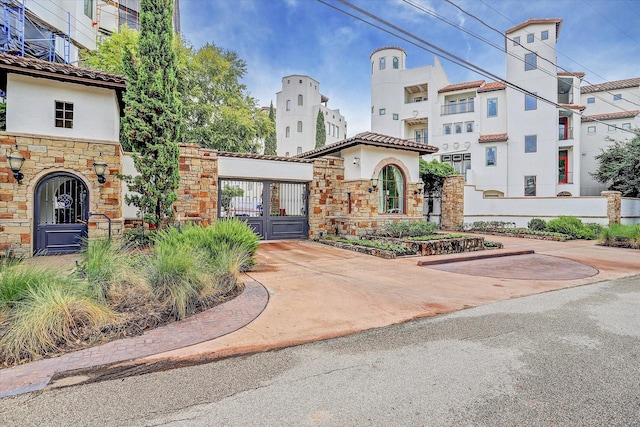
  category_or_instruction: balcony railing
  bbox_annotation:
[558,171,573,185]
[441,100,475,115]
[558,93,574,104]
[559,127,573,140]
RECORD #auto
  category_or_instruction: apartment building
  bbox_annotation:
[1,1,178,66]
[275,74,347,156]
[371,18,639,197]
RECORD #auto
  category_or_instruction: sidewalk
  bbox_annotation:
[2,236,639,398]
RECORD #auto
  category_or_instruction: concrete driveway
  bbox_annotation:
[137,235,640,365]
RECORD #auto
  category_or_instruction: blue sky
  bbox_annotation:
[180,0,640,136]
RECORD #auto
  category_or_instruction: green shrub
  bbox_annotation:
[384,221,438,238]
[528,218,547,231]
[0,281,113,364]
[601,224,640,248]
[123,225,156,247]
[546,216,596,239]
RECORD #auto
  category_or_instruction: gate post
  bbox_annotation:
[441,175,464,231]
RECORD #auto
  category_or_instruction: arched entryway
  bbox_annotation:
[34,172,89,254]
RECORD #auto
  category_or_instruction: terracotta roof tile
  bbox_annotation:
[581,110,640,122]
[299,132,438,158]
[581,77,640,94]
[0,53,126,89]
[477,82,507,93]
[478,133,508,143]
[558,71,585,78]
[438,80,485,94]
[216,151,313,163]
[559,103,586,111]
[505,18,563,38]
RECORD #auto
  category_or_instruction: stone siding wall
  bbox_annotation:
[601,190,622,225]
[0,132,123,255]
[173,144,219,226]
[441,175,464,230]
[308,156,425,239]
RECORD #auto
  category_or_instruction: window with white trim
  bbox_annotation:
[298,95,303,106]
[297,121,302,132]
[525,53,537,71]
[525,135,537,153]
[525,94,537,111]
[541,30,548,40]
[525,176,536,196]
[486,146,497,166]
[378,164,405,214]
[285,126,290,137]
[379,57,386,70]
[588,126,596,133]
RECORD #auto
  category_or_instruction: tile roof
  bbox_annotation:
[477,81,507,93]
[581,77,640,94]
[505,18,563,38]
[216,151,313,163]
[559,103,586,111]
[438,80,485,94]
[557,71,585,78]
[0,53,126,89]
[581,110,640,123]
[370,46,407,58]
[299,132,438,158]
[478,133,509,143]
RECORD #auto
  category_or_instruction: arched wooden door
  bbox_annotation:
[33,172,89,254]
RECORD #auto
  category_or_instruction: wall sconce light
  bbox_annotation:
[368,176,378,193]
[7,147,25,183]
[353,156,360,166]
[93,158,108,184]
[414,181,425,195]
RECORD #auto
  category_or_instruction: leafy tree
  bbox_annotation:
[419,159,456,220]
[120,0,181,228]
[592,135,640,197]
[83,34,272,153]
[81,25,139,75]
[315,110,326,149]
[263,101,277,155]
[220,185,244,214]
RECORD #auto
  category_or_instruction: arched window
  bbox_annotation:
[298,94,303,106]
[392,57,399,69]
[286,126,290,137]
[297,121,302,132]
[379,57,386,70]
[378,165,405,214]
[286,100,291,111]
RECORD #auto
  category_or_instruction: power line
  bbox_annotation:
[476,0,640,106]
[440,0,640,109]
[317,0,638,135]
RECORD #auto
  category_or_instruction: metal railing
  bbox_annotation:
[559,127,573,140]
[441,100,475,115]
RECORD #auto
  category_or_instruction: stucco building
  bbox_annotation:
[275,75,347,156]
[370,18,639,197]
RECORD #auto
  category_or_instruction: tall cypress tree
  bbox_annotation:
[121,0,182,228]
[263,101,277,155]
[315,110,326,149]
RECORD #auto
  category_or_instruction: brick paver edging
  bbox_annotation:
[0,280,269,398]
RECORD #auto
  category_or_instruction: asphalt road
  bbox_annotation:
[1,275,639,426]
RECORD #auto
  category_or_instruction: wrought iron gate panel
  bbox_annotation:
[34,173,89,254]
[218,179,308,240]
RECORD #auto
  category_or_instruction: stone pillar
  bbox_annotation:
[308,157,345,239]
[441,175,464,230]
[601,190,622,225]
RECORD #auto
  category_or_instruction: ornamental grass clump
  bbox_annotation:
[78,238,132,303]
[601,224,640,248]
[210,242,252,294]
[145,233,209,320]
[0,280,113,364]
[0,260,62,308]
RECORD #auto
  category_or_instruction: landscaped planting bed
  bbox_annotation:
[319,220,501,258]
[599,224,640,249]
[0,219,258,368]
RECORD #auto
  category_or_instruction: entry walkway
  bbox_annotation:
[1,236,640,398]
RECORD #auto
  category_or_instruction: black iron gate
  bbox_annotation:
[218,179,308,240]
[33,172,89,254]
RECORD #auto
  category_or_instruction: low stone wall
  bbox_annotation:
[364,235,485,256]
[318,239,400,259]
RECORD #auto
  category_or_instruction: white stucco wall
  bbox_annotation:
[621,198,640,225]
[464,185,609,227]
[218,157,313,181]
[341,145,420,184]
[6,74,120,141]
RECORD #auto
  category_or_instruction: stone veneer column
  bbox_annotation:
[174,144,218,226]
[308,157,345,239]
[441,175,464,230]
[601,190,622,225]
